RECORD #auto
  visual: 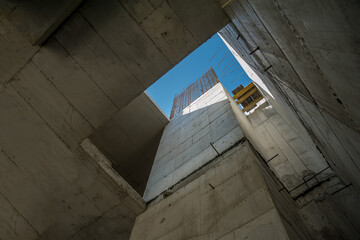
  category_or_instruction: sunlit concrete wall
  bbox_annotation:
[225,89,360,238]
[132,141,310,240]
[218,0,360,197]
[138,83,318,239]
[144,84,244,201]
[237,101,331,196]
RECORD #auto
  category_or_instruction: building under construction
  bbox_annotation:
[0,0,359,239]
[136,68,356,239]
[170,67,219,119]
[232,82,264,112]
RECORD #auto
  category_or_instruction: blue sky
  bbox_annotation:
[146,34,252,117]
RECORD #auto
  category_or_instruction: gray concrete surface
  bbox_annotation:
[235,101,331,197]
[0,84,145,238]
[90,92,168,195]
[0,0,359,239]
[0,1,228,238]
[296,177,360,239]
[138,84,314,239]
[0,0,83,45]
[143,84,244,201]
[225,77,360,238]
[218,0,360,193]
[131,141,294,240]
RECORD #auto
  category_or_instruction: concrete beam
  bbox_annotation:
[80,138,146,214]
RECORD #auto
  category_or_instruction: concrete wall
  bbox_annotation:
[218,0,360,195]
[238,101,331,197]
[0,83,145,239]
[218,3,360,232]
[144,84,244,201]
[254,144,312,240]
[296,177,360,239]
[137,83,315,239]
[0,1,229,238]
[0,0,83,45]
[90,92,168,195]
[225,87,360,238]
[1,0,359,238]
[131,141,297,240]
[0,0,228,193]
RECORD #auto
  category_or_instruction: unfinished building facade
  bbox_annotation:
[0,0,359,239]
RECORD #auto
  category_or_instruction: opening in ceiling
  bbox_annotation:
[146,33,252,118]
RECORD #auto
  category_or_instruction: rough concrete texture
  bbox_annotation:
[0,0,83,84]
[143,84,244,201]
[222,44,360,239]
[0,83,144,239]
[0,1,228,238]
[90,92,168,195]
[296,177,360,239]
[1,0,228,184]
[218,0,360,192]
[0,0,83,45]
[237,101,331,197]
[0,18,39,85]
[1,0,360,239]
[131,141,299,240]
[254,143,313,240]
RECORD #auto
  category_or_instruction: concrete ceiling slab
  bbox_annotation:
[1,0,83,45]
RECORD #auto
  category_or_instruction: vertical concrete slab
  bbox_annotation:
[143,84,244,201]
[131,142,293,240]
[226,85,330,196]
[219,0,360,193]
[0,82,146,239]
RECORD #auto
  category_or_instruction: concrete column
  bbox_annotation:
[134,84,310,239]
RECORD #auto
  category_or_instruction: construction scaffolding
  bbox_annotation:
[170,67,220,119]
[232,82,264,112]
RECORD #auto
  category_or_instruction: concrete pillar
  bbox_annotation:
[133,83,311,239]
